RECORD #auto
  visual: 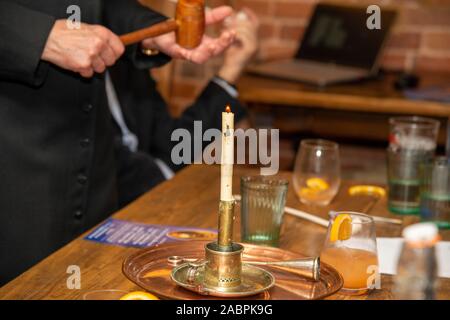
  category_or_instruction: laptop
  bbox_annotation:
[248,4,397,86]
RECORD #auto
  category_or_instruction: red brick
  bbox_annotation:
[423,31,450,51]
[416,55,450,73]
[420,0,450,5]
[280,25,305,41]
[274,1,313,19]
[233,0,271,15]
[380,51,407,71]
[165,0,450,93]
[207,0,228,8]
[258,22,278,39]
[257,41,298,61]
[400,7,450,27]
[385,32,421,50]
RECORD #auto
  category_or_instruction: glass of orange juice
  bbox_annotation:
[321,211,379,295]
[293,139,340,206]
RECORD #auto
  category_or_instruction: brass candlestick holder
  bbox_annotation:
[171,198,276,297]
[203,200,245,292]
[170,194,323,297]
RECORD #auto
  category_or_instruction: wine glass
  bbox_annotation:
[321,211,379,295]
[293,139,340,206]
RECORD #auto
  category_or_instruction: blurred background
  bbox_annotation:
[139,0,450,183]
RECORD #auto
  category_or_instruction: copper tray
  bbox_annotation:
[122,241,343,300]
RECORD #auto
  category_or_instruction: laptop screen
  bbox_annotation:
[296,4,397,70]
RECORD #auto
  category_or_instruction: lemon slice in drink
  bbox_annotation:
[120,291,159,300]
[306,177,329,191]
[299,187,315,196]
[329,213,352,242]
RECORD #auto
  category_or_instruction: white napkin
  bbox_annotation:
[376,237,450,278]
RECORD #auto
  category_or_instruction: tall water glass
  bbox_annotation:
[240,176,289,247]
[420,156,450,229]
[387,116,439,214]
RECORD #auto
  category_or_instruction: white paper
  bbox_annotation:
[376,237,450,278]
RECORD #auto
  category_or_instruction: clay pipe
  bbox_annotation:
[119,0,205,49]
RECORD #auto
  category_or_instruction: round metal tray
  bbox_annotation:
[122,241,343,300]
[171,263,275,297]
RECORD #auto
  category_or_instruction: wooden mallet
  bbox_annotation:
[120,0,205,49]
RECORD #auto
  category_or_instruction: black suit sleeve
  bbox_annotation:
[0,1,55,85]
[114,140,165,207]
[103,0,171,69]
[150,80,248,171]
[109,61,248,204]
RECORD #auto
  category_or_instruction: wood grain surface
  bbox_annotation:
[0,165,448,300]
[237,73,450,117]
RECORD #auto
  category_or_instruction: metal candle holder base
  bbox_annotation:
[204,242,243,290]
[171,199,275,297]
[171,243,275,297]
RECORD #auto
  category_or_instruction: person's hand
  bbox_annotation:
[218,8,260,84]
[42,20,125,78]
[141,6,236,64]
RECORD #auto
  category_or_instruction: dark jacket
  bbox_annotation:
[0,0,170,285]
[108,58,247,207]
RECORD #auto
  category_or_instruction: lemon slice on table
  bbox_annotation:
[120,291,159,300]
[306,177,329,191]
[329,213,352,242]
[348,185,386,197]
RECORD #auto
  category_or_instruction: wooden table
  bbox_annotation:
[237,73,450,146]
[0,165,448,300]
[238,73,450,117]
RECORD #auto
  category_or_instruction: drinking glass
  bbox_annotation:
[293,139,340,206]
[420,156,450,229]
[387,116,439,214]
[321,211,379,295]
[240,176,289,247]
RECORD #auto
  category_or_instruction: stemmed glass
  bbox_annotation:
[293,139,340,206]
[321,211,379,295]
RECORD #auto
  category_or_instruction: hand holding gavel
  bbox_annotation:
[41,2,235,77]
[121,1,236,64]
[121,0,205,49]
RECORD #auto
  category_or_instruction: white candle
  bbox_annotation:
[220,105,234,201]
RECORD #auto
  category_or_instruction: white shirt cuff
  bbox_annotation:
[212,77,239,98]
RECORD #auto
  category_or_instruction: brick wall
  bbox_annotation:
[146,0,450,115]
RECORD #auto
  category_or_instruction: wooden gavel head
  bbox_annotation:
[175,0,205,49]
[119,0,205,49]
